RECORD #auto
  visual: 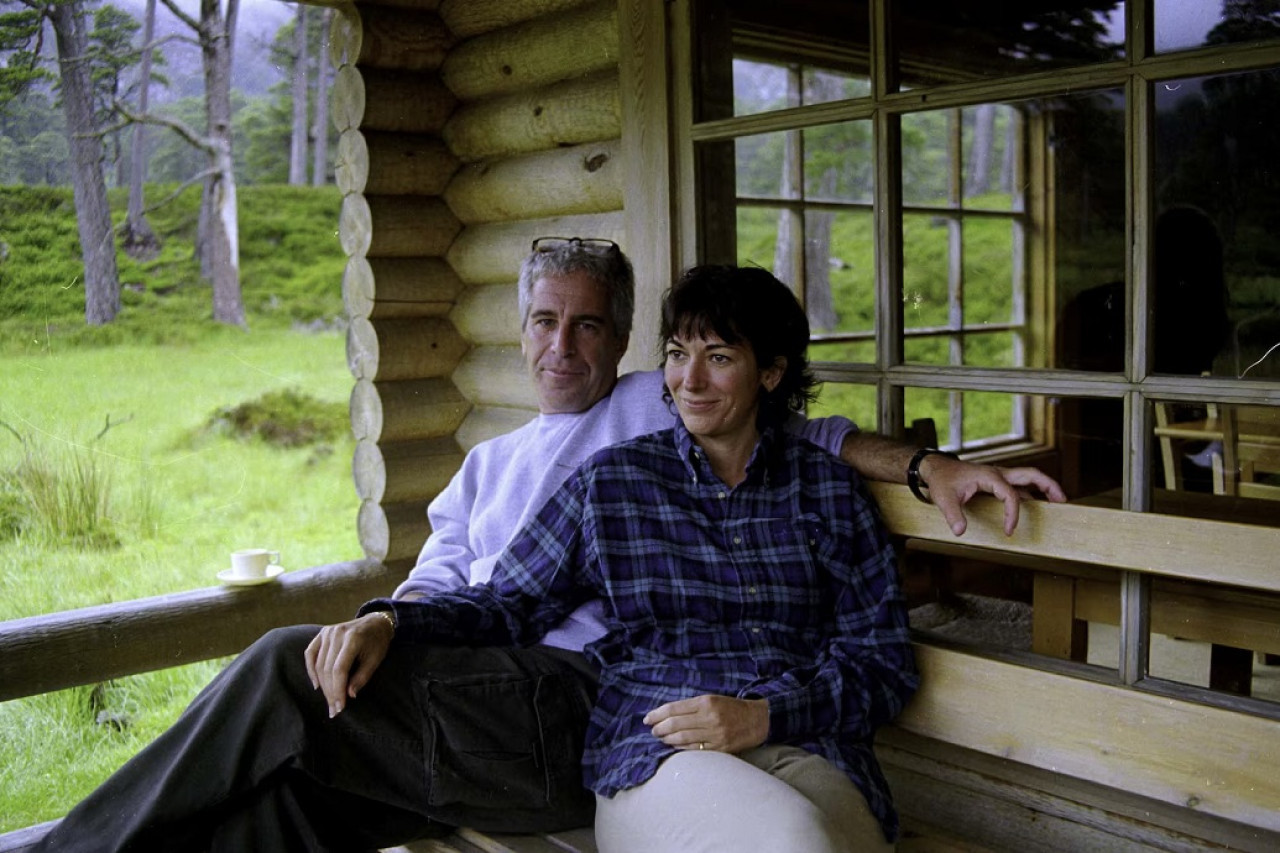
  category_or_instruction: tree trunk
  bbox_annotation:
[50,1,121,325]
[311,8,331,187]
[805,168,839,331]
[201,0,244,325]
[122,0,160,260]
[968,103,997,197]
[289,3,308,185]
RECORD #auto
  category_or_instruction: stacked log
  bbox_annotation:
[341,0,627,568]
[333,3,466,566]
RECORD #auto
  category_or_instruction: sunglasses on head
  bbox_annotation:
[531,237,620,254]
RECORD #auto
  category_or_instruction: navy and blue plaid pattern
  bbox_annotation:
[378,423,918,838]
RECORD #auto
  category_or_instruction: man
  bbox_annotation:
[36,239,1063,852]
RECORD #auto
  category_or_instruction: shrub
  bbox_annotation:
[204,388,347,448]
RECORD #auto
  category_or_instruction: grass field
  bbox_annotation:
[0,184,359,831]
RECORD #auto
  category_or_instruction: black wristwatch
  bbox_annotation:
[907,447,959,504]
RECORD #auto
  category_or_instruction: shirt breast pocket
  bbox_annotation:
[730,517,829,617]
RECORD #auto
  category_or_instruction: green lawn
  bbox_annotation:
[0,184,361,832]
[0,331,360,830]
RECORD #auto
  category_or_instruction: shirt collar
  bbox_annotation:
[672,419,779,487]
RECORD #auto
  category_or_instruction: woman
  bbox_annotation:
[355,265,918,851]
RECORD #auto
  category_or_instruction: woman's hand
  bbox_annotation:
[303,613,395,718]
[643,695,769,754]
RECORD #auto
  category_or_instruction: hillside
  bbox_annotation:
[0,183,346,354]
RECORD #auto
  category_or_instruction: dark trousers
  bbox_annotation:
[34,626,599,852]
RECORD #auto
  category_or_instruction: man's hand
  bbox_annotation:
[304,613,396,718]
[922,454,1068,537]
[643,695,769,754]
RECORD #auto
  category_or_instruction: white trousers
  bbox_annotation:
[594,745,893,853]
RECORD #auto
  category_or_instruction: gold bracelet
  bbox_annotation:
[372,609,396,635]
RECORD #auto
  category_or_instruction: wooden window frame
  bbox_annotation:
[670,0,1280,704]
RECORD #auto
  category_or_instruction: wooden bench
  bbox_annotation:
[5,486,1279,852]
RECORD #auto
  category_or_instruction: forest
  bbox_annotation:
[1,0,334,327]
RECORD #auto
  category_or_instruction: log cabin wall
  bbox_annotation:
[332,0,651,574]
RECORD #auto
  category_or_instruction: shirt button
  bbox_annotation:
[717,491,727,500]
[752,627,762,634]
[733,536,742,545]
[748,586,758,595]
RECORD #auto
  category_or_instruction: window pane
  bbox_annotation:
[804,124,873,204]
[809,380,876,426]
[1156,0,1280,54]
[963,104,1021,211]
[965,219,1018,326]
[903,387,1040,455]
[902,212,952,333]
[1051,90,1129,372]
[805,209,875,335]
[892,2,1125,89]
[904,527,1122,670]
[802,67,870,104]
[901,215,1022,370]
[732,59,793,117]
[905,388,1120,501]
[1149,399,1280,521]
[810,339,876,367]
[729,62,868,117]
[902,111,952,207]
[735,207,874,337]
[1148,579,1280,706]
[905,548,1042,658]
[735,132,790,199]
[903,104,1024,210]
[695,1,872,121]
[1155,69,1280,380]
[737,205,780,267]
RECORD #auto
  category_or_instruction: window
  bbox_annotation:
[680,0,1280,709]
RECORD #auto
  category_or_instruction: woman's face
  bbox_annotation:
[663,330,783,445]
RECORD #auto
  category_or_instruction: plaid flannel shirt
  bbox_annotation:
[370,422,918,839]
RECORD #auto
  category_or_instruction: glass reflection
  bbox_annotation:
[1150,400,1280,519]
[892,1,1124,88]
[1052,90,1128,372]
[1156,0,1280,54]
[1147,579,1280,705]
[736,205,877,340]
[902,105,1023,210]
[804,125,873,205]
[735,132,790,199]
[808,379,875,428]
[727,122,875,338]
[904,546,1047,659]
[1155,69,1280,380]
[903,387,1045,460]
[728,61,870,115]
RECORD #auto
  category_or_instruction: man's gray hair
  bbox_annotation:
[517,241,636,339]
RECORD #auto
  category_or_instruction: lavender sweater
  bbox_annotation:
[394,370,857,650]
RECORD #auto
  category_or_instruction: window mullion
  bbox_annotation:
[947,108,965,447]
[870,0,903,437]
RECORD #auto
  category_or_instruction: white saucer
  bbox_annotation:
[217,564,285,586]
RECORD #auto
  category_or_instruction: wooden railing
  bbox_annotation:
[0,559,393,702]
[5,491,1280,851]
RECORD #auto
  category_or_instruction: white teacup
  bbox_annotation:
[230,548,281,579]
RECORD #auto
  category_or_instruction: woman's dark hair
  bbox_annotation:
[659,265,818,421]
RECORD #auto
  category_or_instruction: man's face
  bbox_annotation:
[522,270,629,414]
